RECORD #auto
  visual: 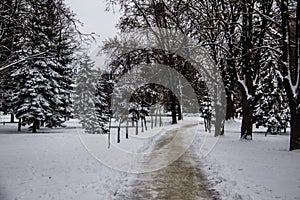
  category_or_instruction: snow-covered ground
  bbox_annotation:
[0,121,122,200]
[0,117,299,199]
[200,120,300,200]
[0,118,179,200]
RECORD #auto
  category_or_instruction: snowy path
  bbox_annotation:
[113,124,219,200]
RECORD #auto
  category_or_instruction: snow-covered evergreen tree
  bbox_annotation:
[9,0,77,132]
[96,74,113,133]
[73,55,102,134]
[254,52,290,134]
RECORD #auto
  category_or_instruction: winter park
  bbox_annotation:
[0,0,300,200]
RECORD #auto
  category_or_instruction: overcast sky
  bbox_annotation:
[64,0,120,69]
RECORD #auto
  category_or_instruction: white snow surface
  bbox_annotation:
[0,118,299,200]
[200,119,300,200]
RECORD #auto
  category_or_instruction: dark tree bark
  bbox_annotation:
[10,113,14,123]
[37,121,40,130]
[143,116,147,130]
[224,3,240,121]
[141,116,144,132]
[288,0,300,150]
[117,126,120,143]
[18,118,21,131]
[240,0,254,139]
[281,0,300,150]
[159,109,162,127]
[136,120,139,135]
[177,103,182,120]
[215,103,225,136]
[226,93,234,120]
[289,101,300,150]
[151,110,154,129]
[32,119,38,133]
[241,91,254,139]
[170,92,177,124]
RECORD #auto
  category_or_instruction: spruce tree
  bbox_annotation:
[254,52,289,134]
[96,74,113,134]
[10,0,77,132]
[74,55,102,134]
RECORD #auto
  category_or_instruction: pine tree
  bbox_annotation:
[96,73,113,134]
[253,1,290,135]
[41,0,76,127]
[73,55,102,134]
[254,52,290,134]
[9,0,77,132]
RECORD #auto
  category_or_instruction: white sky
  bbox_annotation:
[64,0,121,69]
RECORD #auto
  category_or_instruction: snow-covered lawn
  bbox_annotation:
[201,120,300,200]
[0,118,178,200]
[0,118,299,200]
[0,121,124,200]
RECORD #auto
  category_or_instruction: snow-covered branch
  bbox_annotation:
[0,51,48,76]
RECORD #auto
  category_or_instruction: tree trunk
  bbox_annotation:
[151,111,154,129]
[141,117,144,132]
[241,100,254,139]
[18,118,21,131]
[144,116,147,131]
[37,121,40,129]
[290,0,300,150]
[177,103,182,120]
[117,126,120,143]
[290,112,300,151]
[171,93,177,124]
[226,92,234,120]
[10,113,14,123]
[126,120,129,139]
[159,108,162,127]
[108,115,112,148]
[289,104,300,150]
[240,0,254,140]
[204,117,211,133]
[32,119,38,133]
[281,0,300,150]
[155,108,158,127]
[136,120,139,135]
[126,126,129,139]
[215,103,225,136]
